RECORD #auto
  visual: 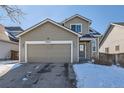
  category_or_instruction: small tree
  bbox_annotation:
[0,5,24,24]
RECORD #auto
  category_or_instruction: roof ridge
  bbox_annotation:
[61,14,92,24]
[17,18,81,37]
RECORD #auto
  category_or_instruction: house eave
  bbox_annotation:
[61,14,92,24]
[0,39,18,45]
[80,38,93,41]
[93,35,102,37]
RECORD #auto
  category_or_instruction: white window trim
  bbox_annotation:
[92,39,97,52]
[24,41,73,63]
[70,23,83,33]
[80,45,84,51]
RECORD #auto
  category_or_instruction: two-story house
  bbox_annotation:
[17,14,101,63]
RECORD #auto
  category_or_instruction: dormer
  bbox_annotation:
[61,14,92,35]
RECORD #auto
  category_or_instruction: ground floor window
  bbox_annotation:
[79,44,85,59]
[92,39,96,52]
[115,45,120,51]
[80,45,84,51]
[105,47,109,53]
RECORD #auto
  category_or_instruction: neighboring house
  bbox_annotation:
[17,14,101,63]
[0,24,23,60]
[100,22,124,54]
[5,26,24,42]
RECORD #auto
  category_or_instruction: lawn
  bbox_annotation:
[73,63,124,88]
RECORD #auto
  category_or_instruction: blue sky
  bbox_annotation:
[1,5,124,34]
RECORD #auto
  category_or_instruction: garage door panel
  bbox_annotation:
[27,44,71,63]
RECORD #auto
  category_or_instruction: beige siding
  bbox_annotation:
[20,22,79,62]
[63,16,99,59]
[0,25,10,41]
[64,17,90,35]
[100,25,124,54]
[0,41,18,59]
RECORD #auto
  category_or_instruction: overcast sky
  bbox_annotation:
[0,5,124,34]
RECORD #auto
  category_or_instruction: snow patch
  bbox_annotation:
[73,63,124,88]
[11,63,22,70]
[22,78,28,81]
[0,63,22,77]
[0,60,18,64]
[0,63,22,70]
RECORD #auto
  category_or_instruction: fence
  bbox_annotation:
[94,53,124,67]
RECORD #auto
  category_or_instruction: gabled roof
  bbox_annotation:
[4,26,23,42]
[17,18,81,37]
[80,34,95,41]
[99,23,123,47]
[4,31,19,42]
[5,26,23,37]
[4,26,24,42]
[89,27,101,36]
[113,22,124,26]
[7,32,19,42]
[61,14,92,24]
[81,33,95,38]
[0,24,19,43]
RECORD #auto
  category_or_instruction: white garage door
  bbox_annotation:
[25,41,73,63]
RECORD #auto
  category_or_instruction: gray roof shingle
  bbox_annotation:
[81,33,95,38]
[89,28,101,36]
[5,26,23,42]
[5,26,24,31]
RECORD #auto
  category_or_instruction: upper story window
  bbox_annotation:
[70,23,82,33]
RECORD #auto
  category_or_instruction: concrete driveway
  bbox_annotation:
[0,63,74,88]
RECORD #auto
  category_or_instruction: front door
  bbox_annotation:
[79,44,86,61]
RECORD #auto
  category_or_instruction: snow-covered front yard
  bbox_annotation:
[73,63,124,88]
